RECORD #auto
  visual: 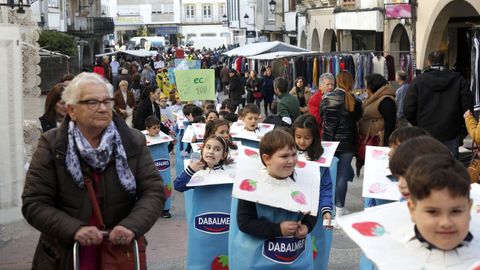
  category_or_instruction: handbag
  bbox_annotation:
[467,145,480,184]
[83,175,147,270]
[253,90,263,99]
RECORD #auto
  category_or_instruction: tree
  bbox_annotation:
[38,30,77,56]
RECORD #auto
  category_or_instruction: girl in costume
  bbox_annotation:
[292,114,333,270]
[174,135,235,270]
[205,119,238,152]
[232,129,317,269]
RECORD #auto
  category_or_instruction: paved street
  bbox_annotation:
[0,95,363,269]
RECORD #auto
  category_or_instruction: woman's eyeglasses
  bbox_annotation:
[77,98,115,110]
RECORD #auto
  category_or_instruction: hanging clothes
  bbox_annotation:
[385,55,396,81]
[471,35,480,111]
[313,57,318,88]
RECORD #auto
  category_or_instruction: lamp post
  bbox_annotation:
[269,0,276,13]
[243,5,256,44]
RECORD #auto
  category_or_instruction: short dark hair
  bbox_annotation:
[274,77,289,94]
[224,112,238,122]
[427,51,445,66]
[182,104,197,117]
[191,106,204,118]
[206,104,216,111]
[389,136,451,177]
[219,110,229,119]
[145,115,160,128]
[221,99,237,113]
[243,104,260,116]
[260,129,296,166]
[206,110,219,120]
[365,73,388,93]
[396,70,407,81]
[406,154,470,202]
[292,114,324,160]
[388,127,429,146]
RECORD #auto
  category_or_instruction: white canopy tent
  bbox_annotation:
[95,49,158,58]
[223,41,309,57]
[246,51,311,60]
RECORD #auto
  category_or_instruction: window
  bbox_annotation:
[186,5,195,18]
[220,4,226,17]
[203,5,212,18]
[48,0,59,7]
[163,3,173,14]
[342,0,356,7]
[288,0,296,12]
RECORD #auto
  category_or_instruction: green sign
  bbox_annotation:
[175,69,215,101]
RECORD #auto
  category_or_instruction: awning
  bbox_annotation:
[246,51,308,60]
[95,49,158,58]
[223,41,309,57]
[22,42,71,59]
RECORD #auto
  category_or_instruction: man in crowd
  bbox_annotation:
[274,77,300,125]
[404,50,472,159]
[395,70,409,128]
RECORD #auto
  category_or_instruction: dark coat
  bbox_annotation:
[22,114,165,270]
[38,115,57,132]
[228,75,244,104]
[134,99,171,134]
[113,90,136,120]
[321,89,362,153]
[404,67,473,141]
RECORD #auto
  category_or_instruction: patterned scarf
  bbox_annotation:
[66,121,136,194]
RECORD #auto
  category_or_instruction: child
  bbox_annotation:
[292,114,333,270]
[205,119,238,151]
[157,93,175,130]
[387,126,428,159]
[263,101,284,127]
[224,112,238,123]
[174,136,236,269]
[242,104,260,132]
[405,154,473,251]
[389,136,451,200]
[205,110,219,124]
[145,115,161,138]
[233,129,317,269]
[144,115,173,219]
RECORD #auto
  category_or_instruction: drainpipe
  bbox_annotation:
[411,0,417,76]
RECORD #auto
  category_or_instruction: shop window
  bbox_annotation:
[186,5,195,19]
[203,5,212,19]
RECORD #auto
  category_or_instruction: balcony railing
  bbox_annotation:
[68,17,114,37]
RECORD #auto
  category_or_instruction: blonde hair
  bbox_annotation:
[336,71,355,112]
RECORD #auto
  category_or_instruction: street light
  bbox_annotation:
[269,0,276,13]
[222,14,228,23]
[243,13,249,25]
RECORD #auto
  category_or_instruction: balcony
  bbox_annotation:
[68,17,114,38]
[182,15,223,25]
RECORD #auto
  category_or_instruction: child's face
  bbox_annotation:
[146,125,160,136]
[158,98,167,107]
[398,176,410,199]
[294,128,313,152]
[214,125,230,142]
[262,146,298,179]
[202,139,226,168]
[207,113,218,123]
[408,188,472,251]
[244,113,260,131]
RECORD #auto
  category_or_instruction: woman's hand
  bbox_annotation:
[109,225,135,245]
[322,212,333,230]
[74,226,103,246]
[464,110,473,119]
[294,222,308,239]
[189,160,205,172]
[280,221,298,236]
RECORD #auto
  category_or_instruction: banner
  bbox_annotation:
[175,69,216,101]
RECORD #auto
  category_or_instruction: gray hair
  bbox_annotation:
[396,70,407,81]
[319,73,334,84]
[62,72,112,105]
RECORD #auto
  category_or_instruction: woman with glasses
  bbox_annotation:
[22,72,165,270]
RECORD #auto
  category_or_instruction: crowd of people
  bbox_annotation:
[25,49,480,269]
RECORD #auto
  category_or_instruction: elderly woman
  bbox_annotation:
[39,83,67,132]
[22,72,165,269]
[113,80,136,126]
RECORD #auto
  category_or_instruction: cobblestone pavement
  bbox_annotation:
[1,94,363,269]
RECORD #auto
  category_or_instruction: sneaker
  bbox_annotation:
[335,207,350,217]
[161,211,172,219]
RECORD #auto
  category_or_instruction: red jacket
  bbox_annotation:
[308,91,323,126]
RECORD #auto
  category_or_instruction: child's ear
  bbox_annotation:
[261,153,271,166]
[407,199,416,223]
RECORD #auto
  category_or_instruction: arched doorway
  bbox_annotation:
[300,31,307,49]
[322,29,337,52]
[419,0,480,70]
[390,24,410,72]
[311,29,320,51]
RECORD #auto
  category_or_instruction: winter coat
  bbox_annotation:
[22,114,165,270]
[321,88,362,153]
[404,67,473,141]
[113,90,136,120]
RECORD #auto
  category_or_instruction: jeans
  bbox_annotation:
[441,137,459,160]
[335,152,354,208]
